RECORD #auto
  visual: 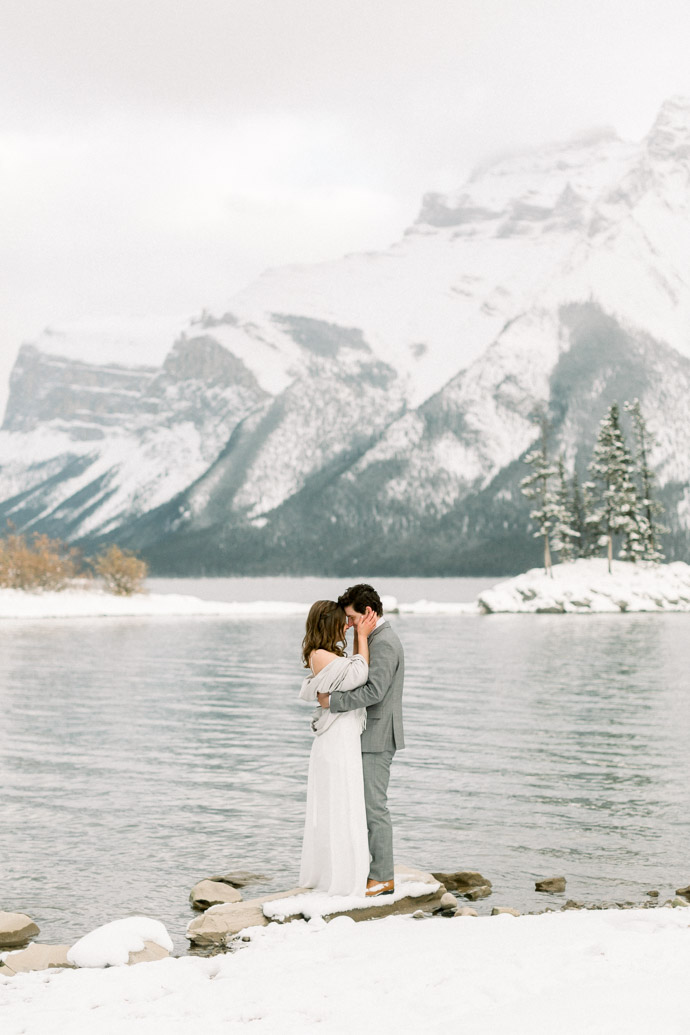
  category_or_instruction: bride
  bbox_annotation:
[298,599,377,896]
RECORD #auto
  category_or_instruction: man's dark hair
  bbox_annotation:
[337,583,383,617]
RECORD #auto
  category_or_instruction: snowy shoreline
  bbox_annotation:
[477,558,690,613]
[2,907,690,1033]
[1,559,689,619]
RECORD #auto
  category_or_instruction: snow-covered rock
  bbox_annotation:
[477,559,690,613]
[261,879,442,921]
[66,917,173,968]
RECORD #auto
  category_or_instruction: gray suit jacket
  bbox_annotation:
[329,621,405,753]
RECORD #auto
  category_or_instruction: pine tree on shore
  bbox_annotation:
[550,456,580,562]
[587,403,643,572]
[570,471,594,558]
[520,415,558,576]
[580,480,601,557]
[624,399,667,563]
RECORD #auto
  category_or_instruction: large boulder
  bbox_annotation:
[190,880,243,911]
[262,867,447,925]
[0,912,40,947]
[431,871,492,893]
[187,867,446,947]
[0,944,72,976]
[187,888,310,947]
[319,886,445,925]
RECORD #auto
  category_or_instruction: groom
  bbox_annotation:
[317,583,405,897]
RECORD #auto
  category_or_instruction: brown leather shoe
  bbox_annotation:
[366,879,395,897]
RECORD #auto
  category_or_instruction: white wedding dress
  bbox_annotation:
[298,654,370,897]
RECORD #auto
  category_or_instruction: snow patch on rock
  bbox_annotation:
[67,917,173,969]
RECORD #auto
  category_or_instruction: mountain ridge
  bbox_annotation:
[2,97,690,573]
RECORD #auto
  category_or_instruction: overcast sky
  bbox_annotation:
[2,0,690,412]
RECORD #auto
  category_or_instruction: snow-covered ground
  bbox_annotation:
[1,560,689,620]
[478,558,690,613]
[0,586,477,621]
[2,908,690,1034]
[0,588,310,620]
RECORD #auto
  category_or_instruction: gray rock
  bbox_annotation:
[0,912,40,948]
[671,896,689,908]
[439,892,457,910]
[0,943,72,976]
[319,887,446,925]
[187,888,310,947]
[491,907,520,917]
[190,879,243,911]
[454,906,478,917]
[535,877,566,893]
[675,884,690,899]
[561,900,585,910]
[432,870,492,892]
[463,885,492,901]
[646,890,659,898]
[127,940,171,965]
[187,868,448,946]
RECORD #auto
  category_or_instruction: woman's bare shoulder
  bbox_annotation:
[310,649,342,675]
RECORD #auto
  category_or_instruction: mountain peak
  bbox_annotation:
[645,95,690,163]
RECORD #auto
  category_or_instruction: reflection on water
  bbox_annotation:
[1,610,688,953]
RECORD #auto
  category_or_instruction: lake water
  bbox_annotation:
[1,578,688,955]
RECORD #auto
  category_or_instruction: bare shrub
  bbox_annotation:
[92,545,148,595]
[0,531,83,590]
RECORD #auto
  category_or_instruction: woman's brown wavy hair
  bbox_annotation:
[302,600,347,668]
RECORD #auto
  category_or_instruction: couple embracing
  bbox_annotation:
[299,583,404,899]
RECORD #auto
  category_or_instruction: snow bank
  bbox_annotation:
[478,558,690,613]
[261,880,440,920]
[0,588,309,620]
[0,589,479,620]
[4,562,688,621]
[395,598,479,615]
[67,917,173,968]
[2,909,690,1034]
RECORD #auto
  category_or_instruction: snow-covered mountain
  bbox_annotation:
[2,97,690,574]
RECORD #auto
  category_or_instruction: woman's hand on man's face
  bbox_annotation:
[358,609,378,639]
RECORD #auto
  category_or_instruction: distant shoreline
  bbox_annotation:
[2,560,690,618]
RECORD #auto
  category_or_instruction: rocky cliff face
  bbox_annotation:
[2,98,690,573]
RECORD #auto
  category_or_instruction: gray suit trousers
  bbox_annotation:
[362,749,394,881]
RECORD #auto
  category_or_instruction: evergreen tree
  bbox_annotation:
[520,415,558,576]
[587,403,643,572]
[580,480,601,557]
[551,456,580,562]
[624,399,667,563]
[570,471,593,557]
